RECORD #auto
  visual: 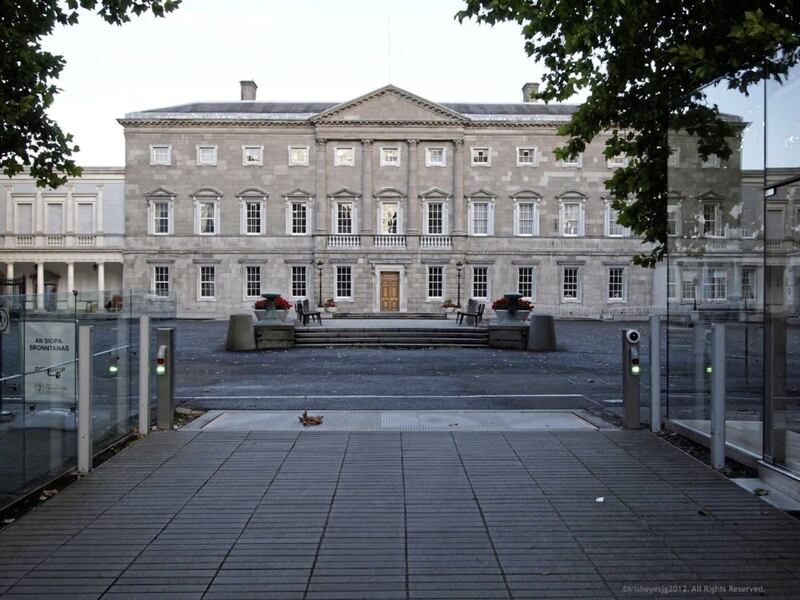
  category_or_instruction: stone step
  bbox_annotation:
[295,329,485,337]
[329,313,449,319]
[296,342,489,348]
[295,335,489,344]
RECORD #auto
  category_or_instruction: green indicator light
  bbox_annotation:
[109,364,119,374]
[705,366,713,374]
[156,364,166,375]
[631,365,640,375]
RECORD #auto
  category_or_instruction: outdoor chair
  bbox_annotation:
[301,299,322,326]
[457,299,482,325]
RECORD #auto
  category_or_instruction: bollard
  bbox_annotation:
[710,324,726,470]
[649,315,661,433]
[622,329,641,429]
[156,328,175,430]
[138,315,150,435]
[77,325,93,475]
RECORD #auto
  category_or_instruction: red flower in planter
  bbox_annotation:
[491,297,533,310]
[254,296,292,310]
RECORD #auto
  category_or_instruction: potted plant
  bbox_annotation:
[441,298,457,317]
[274,295,292,322]
[324,298,338,314]
[254,295,293,321]
[253,297,268,321]
[492,297,533,322]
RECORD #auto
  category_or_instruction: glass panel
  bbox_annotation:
[765,60,800,473]
[666,71,765,462]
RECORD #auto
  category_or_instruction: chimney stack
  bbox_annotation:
[522,82,539,103]
[240,80,258,101]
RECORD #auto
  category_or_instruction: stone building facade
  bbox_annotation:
[119,82,657,318]
[0,168,125,309]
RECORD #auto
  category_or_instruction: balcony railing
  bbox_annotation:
[421,235,452,249]
[327,234,361,248]
[16,235,34,247]
[373,235,406,248]
[47,235,65,247]
[76,235,96,247]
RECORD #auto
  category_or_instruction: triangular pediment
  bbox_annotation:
[313,85,468,124]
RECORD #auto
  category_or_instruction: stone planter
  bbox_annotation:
[494,309,531,323]
[254,309,266,321]
[276,309,288,322]
[443,306,455,315]
[326,306,338,314]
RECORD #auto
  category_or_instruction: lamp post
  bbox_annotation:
[455,261,463,308]
[316,260,324,308]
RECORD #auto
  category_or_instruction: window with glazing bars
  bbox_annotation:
[704,269,727,300]
[472,267,488,298]
[154,266,169,297]
[427,203,443,234]
[607,208,626,236]
[336,266,352,298]
[337,203,353,234]
[472,203,488,235]
[681,271,696,301]
[199,202,215,234]
[563,203,580,236]
[742,268,757,301]
[563,267,579,299]
[200,266,216,298]
[428,266,443,298]
[292,266,307,297]
[246,202,261,234]
[518,267,534,298]
[608,268,624,300]
[703,204,718,236]
[245,266,261,298]
[667,268,677,300]
[518,203,535,235]
[292,203,307,234]
[154,202,169,234]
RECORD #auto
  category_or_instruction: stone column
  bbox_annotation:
[6,263,13,280]
[36,262,44,309]
[67,262,75,307]
[407,140,419,235]
[361,140,373,235]
[97,262,105,307]
[453,139,465,235]
[315,139,328,234]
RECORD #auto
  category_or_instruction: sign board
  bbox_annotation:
[24,321,76,405]
[0,308,9,335]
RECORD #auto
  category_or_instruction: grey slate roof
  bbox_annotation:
[128,101,582,120]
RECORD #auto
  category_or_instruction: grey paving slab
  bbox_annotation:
[0,429,799,600]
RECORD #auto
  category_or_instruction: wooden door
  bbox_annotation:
[380,272,400,311]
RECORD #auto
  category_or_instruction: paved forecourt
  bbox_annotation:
[0,428,799,599]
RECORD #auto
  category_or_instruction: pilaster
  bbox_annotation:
[452,139,465,235]
[361,139,374,235]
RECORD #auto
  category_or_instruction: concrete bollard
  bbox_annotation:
[527,315,557,351]
[225,314,256,351]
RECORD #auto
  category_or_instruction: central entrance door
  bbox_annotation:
[380,271,400,312]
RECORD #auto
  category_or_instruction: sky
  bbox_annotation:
[43,0,551,167]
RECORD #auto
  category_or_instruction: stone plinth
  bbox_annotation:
[528,315,557,351]
[254,323,295,349]
[488,323,527,350]
[225,314,256,351]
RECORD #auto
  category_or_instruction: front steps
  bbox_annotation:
[331,312,448,320]
[294,327,488,348]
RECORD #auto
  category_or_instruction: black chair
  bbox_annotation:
[457,299,477,325]
[302,299,322,325]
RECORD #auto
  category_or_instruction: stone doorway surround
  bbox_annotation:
[372,263,407,312]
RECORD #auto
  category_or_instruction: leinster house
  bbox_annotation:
[116,81,656,319]
[3,80,779,320]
